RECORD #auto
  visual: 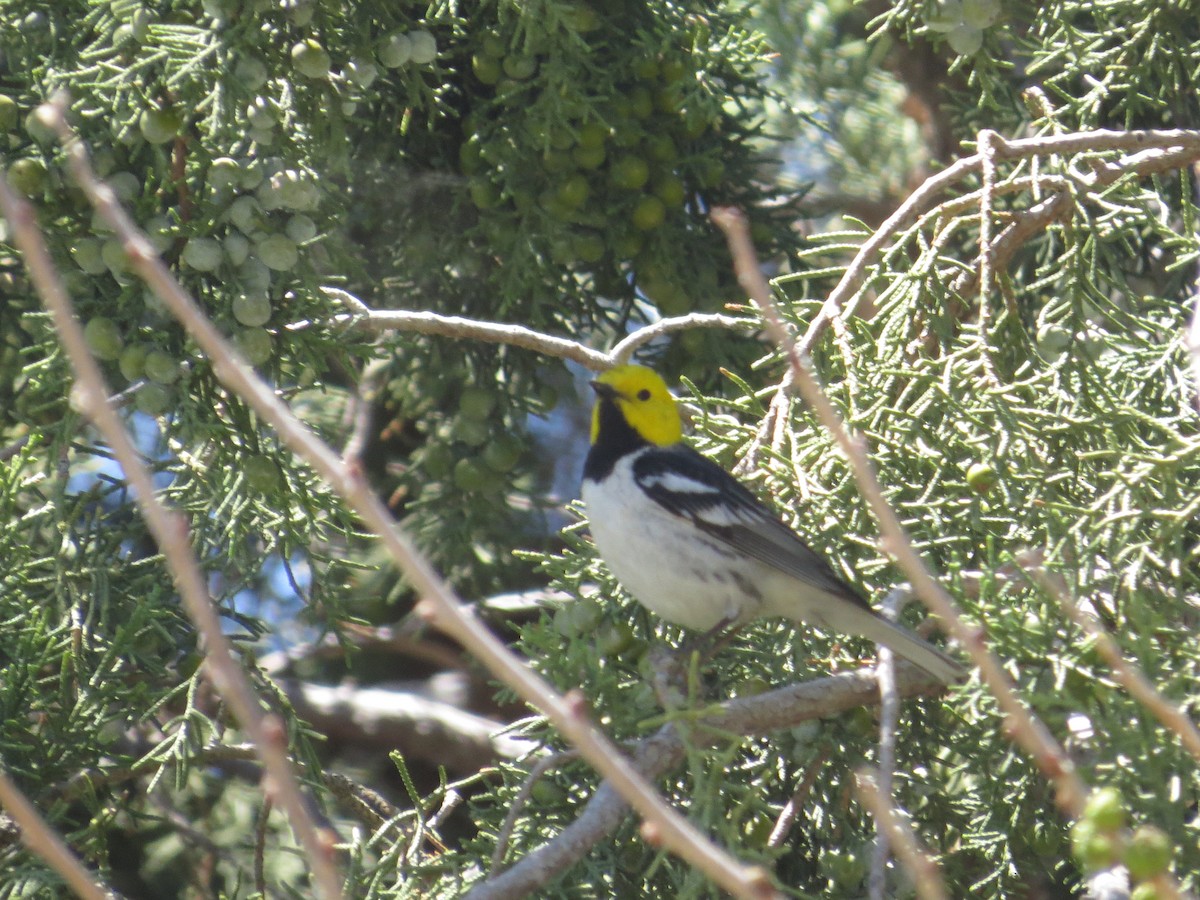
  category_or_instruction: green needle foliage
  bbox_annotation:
[1,0,1199,898]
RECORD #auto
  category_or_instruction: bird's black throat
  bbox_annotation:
[583,396,648,481]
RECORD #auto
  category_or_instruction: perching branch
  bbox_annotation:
[470,663,947,899]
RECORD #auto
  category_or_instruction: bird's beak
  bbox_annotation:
[589,380,619,401]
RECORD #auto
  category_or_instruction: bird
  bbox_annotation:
[580,363,963,683]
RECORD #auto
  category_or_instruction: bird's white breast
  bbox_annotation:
[582,453,771,631]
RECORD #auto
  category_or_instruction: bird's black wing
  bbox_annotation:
[631,445,871,609]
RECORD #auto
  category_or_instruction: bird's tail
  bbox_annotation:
[825,606,964,683]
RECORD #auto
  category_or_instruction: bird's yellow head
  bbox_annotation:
[589,365,682,447]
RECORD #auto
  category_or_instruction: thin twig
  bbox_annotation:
[766,748,829,849]
[1,104,344,900]
[255,797,272,899]
[1038,573,1200,765]
[712,205,1089,817]
[953,143,1200,298]
[609,312,755,363]
[490,751,579,874]
[741,128,1200,470]
[869,588,904,900]
[310,293,751,371]
[976,129,1000,388]
[39,101,772,900]
[855,770,950,900]
[317,306,613,371]
[0,769,116,900]
[1190,161,1200,411]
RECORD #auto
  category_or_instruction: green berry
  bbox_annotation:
[501,54,537,80]
[23,109,54,144]
[223,232,250,266]
[118,343,148,381]
[101,239,132,276]
[234,327,273,366]
[408,30,438,65]
[962,0,1001,28]
[233,57,269,90]
[571,144,606,170]
[243,454,283,492]
[232,293,272,327]
[106,172,141,203]
[134,382,172,416]
[555,175,590,210]
[471,52,502,85]
[84,318,124,361]
[378,32,412,68]
[631,196,666,231]
[421,442,454,480]
[1125,826,1172,882]
[7,158,47,197]
[609,155,649,191]
[226,196,263,233]
[947,23,984,54]
[284,214,317,244]
[652,174,686,207]
[452,457,490,491]
[469,178,501,210]
[181,237,223,272]
[72,238,108,275]
[597,621,635,655]
[138,107,182,144]
[246,97,276,130]
[254,234,299,271]
[965,461,997,494]
[482,435,522,473]
[459,385,496,420]
[143,350,181,385]
[1071,820,1120,873]
[291,40,331,79]
[1083,787,1127,833]
[0,94,18,132]
[346,57,378,88]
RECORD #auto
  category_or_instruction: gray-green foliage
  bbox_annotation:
[443,3,1200,900]
[0,0,794,896]
[1,0,1198,898]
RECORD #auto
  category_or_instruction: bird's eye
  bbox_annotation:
[637,388,651,401]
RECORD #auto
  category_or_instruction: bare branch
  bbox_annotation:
[490,750,579,874]
[1190,161,1200,411]
[869,589,904,900]
[713,205,1089,817]
[318,304,613,372]
[283,680,534,771]
[1037,573,1200,765]
[609,312,755,363]
[310,295,752,371]
[0,769,116,900]
[855,769,950,900]
[41,102,771,900]
[739,128,1200,470]
[4,103,343,899]
[766,748,828,849]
